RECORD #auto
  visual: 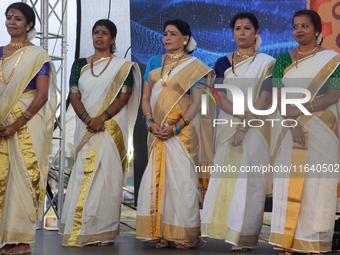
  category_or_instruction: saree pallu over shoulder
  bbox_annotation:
[201,53,275,248]
[0,46,57,244]
[136,56,214,247]
[59,56,141,246]
[270,50,340,253]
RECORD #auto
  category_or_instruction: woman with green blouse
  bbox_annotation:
[269,10,340,255]
[59,19,141,246]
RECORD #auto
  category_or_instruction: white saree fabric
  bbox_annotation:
[201,53,275,248]
[270,50,340,253]
[60,56,141,246]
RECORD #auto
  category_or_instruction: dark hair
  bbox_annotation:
[230,12,259,32]
[293,10,322,44]
[163,19,193,54]
[92,19,117,53]
[5,2,35,31]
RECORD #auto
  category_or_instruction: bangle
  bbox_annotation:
[182,115,190,125]
[82,113,89,122]
[105,109,112,119]
[145,119,154,131]
[290,123,301,130]
[237,126,248,132]
[78,110,86,118]
[175,123,181,134]
[173,125,177,135]
[178,120,183,129]
[143,111,152,120]
[23,110,34,120]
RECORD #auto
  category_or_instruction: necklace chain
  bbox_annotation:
[91,55,113,77]
[296,46,318,68]
[232,50,257,76]
[0,50,25,84]
[160,51,186,87]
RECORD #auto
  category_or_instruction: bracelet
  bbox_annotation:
[290,123,301,130]
[182,115,190,125]
[23,110,34,120]
[78,110,86,118]
[105,109,113,119]
[175,123,181,134]
[178,120,183,130]
[82,113,89,122]
[145,119,154,131]
[143,111,152,120]
[173,125,177,135]
[237,125,248,132]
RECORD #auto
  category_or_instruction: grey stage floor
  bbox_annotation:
[30,230,340,255]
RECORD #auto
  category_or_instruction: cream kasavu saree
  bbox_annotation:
[201,53,275,249]
[0,46,57,244]
[136,56,214,247]
[269,50,340,253]
[59,57,141,246]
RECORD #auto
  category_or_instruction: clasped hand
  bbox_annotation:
[150,123,174,140]
[0,123,19,139]
[85,117,106,133]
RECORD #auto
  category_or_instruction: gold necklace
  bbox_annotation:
[235,50,253,58]
[160,53,185,87]
[0,50,25,84]
[9,40,27,49]
[166,51,185,59]
[296,46,318,68]
[91,54,113,77]
[232,51,257,76]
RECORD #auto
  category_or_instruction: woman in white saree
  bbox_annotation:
[0,3,57,254]
[136,19,214,249]
[201,12,275,251]
[59,19,141,246]
[269,10,340,255]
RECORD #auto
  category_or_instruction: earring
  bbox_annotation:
[183,41,187,46]
[26,27,30,32]
[315,33,319,36]
[255,35,258,39]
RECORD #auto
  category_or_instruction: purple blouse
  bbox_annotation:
[0,46,49,89]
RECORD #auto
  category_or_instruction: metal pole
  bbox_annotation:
[57,0,67,227]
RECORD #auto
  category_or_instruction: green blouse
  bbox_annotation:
[69,58,133,94]
[272,52,340,96]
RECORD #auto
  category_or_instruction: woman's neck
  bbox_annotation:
[93,50,112,60]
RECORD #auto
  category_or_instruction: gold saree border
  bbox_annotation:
[136,215,199,247]
[0,138,9,220]
[67,146,98,246]
[269,232,332,252]
[0,230,35,244]
[62,229,119,246]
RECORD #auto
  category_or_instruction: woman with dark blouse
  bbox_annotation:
[201,12,275,251]
[59,19,141,247]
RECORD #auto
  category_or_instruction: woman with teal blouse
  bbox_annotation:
[269,10,340,255]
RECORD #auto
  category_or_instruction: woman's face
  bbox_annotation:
[292,15,317,46]
[233,18,257,49]
[163,25,189,53]
[6,8,32,38]
[92,25,115,52]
